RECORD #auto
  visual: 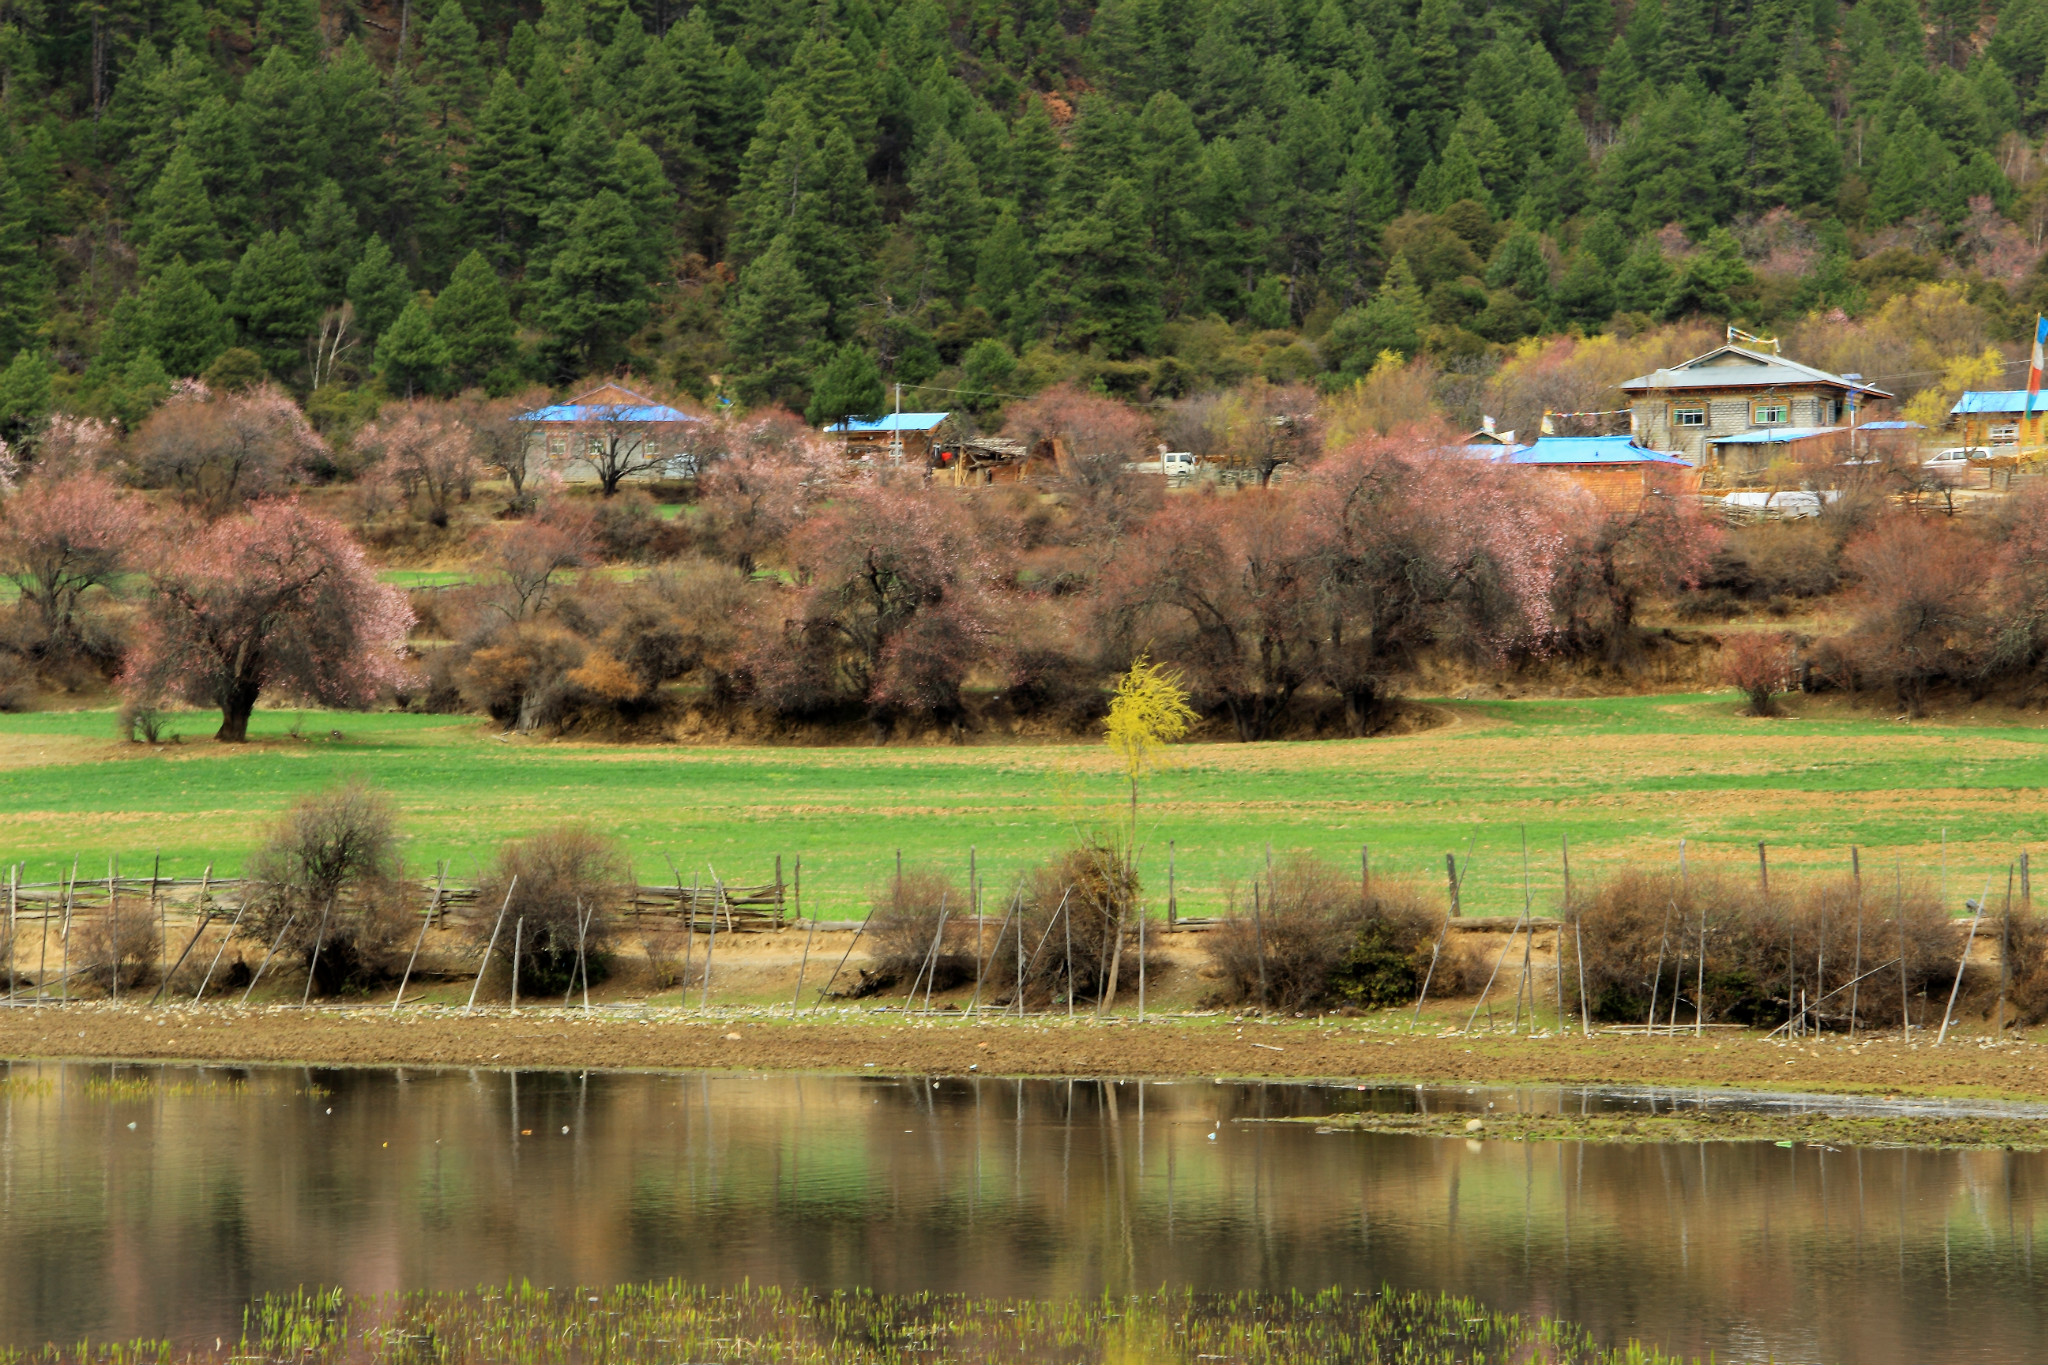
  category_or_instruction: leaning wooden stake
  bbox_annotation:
[701,867,726,1010]
[1646,899,1674,1030]
[107,860,118,1006]
[60,856,77,1004]
[193,895,242,1005]
[1850,846,1864,1039]
[151,909,215,1008]
[7,863,17,1005]
[509,917,523,1013]
[963,890,1019,1019]
[1576,912,1591,1036]
[791,912,818,1017]
[813,903,878,1013]
[465,877,518,1015]
[1936,876,1993,1046]
[392,862,445,1014]
[301,896,336,1008]
[242,912,298,1005]
[1466,901,1528,1034]
[1251,882,1269,1015]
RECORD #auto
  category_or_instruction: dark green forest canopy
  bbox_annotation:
[2,0,2045,422]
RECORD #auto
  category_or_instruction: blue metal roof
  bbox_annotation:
[516,403,701,423]
[1499,435,1694,466]
[1856,420,1925,430]
[1706,425,1844,446]
[827,412,951,433]
[1951,391,2045,415]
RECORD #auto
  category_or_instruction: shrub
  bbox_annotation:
[1570,870,1954,1029]
[244,780,413,995]
[79,897,163,993]
[997,840,1142,1007]
[1720,631,1794,716]
[1204,855,1453,1011]
[473,824,628,997]
[860,865,969,994]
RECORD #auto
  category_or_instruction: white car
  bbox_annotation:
[1122,451,1196,476]
[1926,447,1989,465]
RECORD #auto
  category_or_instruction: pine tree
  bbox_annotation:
[226,230,320,379]
[323,40,390,226]
[1613,241,1675,314]
[301,179,360,307]
[1132,90,1205,312]
[726,233,826,407]
[905,131,985,298]
[1008,97,1061,232]
[1665,226,1753,318]
[125,43,214,195]
[465,70,544,269]
[0,161,48,361]
[804,342,885,424]
[1324,257,1425,374]
[433,250,519,389]
[235,47,324,233]
[140,144,227,290]
[139,259,234,378]
[184,95,254,252]
[601,131,677,277]
[347,234,415,346]
[1036,178,1163,358]
[1552,249,1615,325]
[418,0,487,131]
[0,349,52,445]
[256,0,324,63]
[537,189,653,377]
[110,350,175,429]
[377,297,452,398]
[1485,225,1551,303]
[972,208,1039,340]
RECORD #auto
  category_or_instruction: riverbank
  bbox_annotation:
[1289,1105,2048,1150]
[5,1002,2047,1104]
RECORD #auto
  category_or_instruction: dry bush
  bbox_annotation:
[1719,632,1794,716]
[473,824,629,996]
[244,780,414,995]
[1205,857,1452,1011]
[1572,871,1955,1029]
[78,898,164,993]
[991,840,1142,1007]
[858,865,969,995]
[640,925,691,990]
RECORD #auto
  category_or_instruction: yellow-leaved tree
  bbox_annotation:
[1103,655,1196,846]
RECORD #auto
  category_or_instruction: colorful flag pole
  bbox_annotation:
[2026,315,2048,431]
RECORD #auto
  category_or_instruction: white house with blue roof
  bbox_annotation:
[1620,343,1892,476]
[517,382,707,484]
[825,411,951,463]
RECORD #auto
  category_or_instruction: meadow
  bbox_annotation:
[2,693,2045,919]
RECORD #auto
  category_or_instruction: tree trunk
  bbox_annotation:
[215,679,262,743]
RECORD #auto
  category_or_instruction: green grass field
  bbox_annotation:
[3,694,2045,918]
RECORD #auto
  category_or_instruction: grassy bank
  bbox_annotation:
[3,693,2045,920]
[3,1282,1704,1365]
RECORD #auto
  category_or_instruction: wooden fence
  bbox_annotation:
[1,864,793,935]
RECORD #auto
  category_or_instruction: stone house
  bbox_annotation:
[1620,344,1892,477]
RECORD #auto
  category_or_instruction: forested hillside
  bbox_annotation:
[1,0,2046,427]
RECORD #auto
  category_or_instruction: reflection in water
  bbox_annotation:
[0,1061,2043,1365]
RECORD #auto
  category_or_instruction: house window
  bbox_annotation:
[587,438,607,458]
[547,435,568,457]
[1755,401,1789,425]
[1993,423,2019,444]
[1673,406,1706,427]
[643,436,662,460]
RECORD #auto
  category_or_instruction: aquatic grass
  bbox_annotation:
[0,1283,1720,1365]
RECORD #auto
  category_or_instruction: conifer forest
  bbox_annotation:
[2,0,2047,422]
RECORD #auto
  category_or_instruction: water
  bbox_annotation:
[2,1061,2046,1364]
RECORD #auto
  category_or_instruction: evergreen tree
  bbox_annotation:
[466,70,544,269]
[235,47,324,233]
[301,180,360,307]
[1664,226,1753,318]
[139,259,234,377]
[726,233,826,407]
[434,250,519,389]
[1324,256,1425,373]
[1745,69,1842,211]
[111,350,175,429]
[1034,178,1164,358]
[1485,225,1551,303]
[226,231,320,379]
[1870,110,1958,224]
[377,297,452,398]
[1552,249,1615,325]
[537,190,653,377]
[256,0,325,63]
[0,349,52,446]
[418,0,487,131]
[0,161,48,361]
[347,234,415,346]
[805,342,886,424]
[905,131,986,298]
[1613,241,1675,314]
[140,144,227,290]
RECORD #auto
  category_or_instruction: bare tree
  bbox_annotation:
[464,389,549,509]
[565,399,701,496]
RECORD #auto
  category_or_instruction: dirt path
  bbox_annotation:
[7,1003,2048,1105]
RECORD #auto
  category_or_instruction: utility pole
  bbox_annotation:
[891,382,903,464]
